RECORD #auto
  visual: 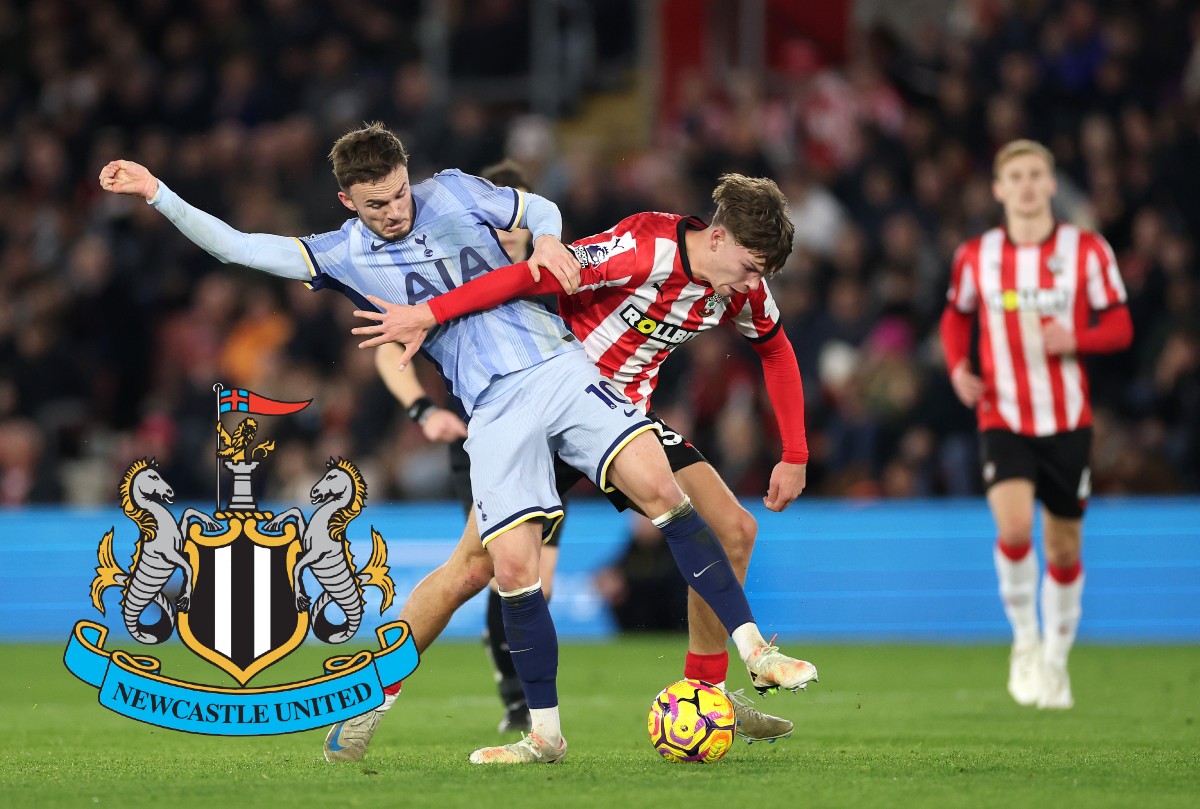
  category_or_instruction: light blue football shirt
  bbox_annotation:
[297,170,582,414]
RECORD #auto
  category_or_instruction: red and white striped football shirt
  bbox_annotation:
[563,213,781,407]
[945,223,1127,436]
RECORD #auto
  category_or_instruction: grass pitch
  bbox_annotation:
[0,639,1196,809]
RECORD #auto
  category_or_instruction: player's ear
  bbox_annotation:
[337,191,357,213]
[710,226,725,251]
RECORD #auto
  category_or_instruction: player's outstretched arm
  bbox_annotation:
[98,159,311,281]
[352,259,570,362]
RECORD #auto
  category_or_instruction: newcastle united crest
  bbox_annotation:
[64,386,419,735]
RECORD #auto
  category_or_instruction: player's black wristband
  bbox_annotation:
[406,396,437,425]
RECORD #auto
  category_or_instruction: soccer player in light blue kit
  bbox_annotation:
[98,122,816,765]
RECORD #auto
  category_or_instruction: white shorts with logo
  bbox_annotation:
[465,350,658,546]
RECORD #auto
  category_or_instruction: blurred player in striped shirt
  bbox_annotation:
[939,139,1132,709]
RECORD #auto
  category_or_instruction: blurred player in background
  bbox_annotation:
[375,159,560,735]
[100,124,818,765]
[939,139,1132,709]
[357,173,810,742]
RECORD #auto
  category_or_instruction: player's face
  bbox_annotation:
[338,165,414,240]
[704,231,767,297]
[993,153,1056,220]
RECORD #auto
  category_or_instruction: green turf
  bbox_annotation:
[0,639,1196,808]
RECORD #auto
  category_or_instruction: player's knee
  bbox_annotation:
[1044,545,1079,569]
[492,555,540,593]
[440,553,492,603]
[645,478,687,517]
[719,508,757,568]
[459,557,494,600]
[997,518,1033,548]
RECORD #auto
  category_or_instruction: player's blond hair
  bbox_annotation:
[329,122,410,190]
[711,173,795,277]
[993,139,1055,178]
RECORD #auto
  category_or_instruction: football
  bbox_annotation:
[646,679,736,763]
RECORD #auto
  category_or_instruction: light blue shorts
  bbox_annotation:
[465,350,658,546]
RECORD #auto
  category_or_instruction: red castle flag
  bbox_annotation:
[218,387,311,416]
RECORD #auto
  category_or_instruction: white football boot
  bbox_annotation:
[469,732,567,764]
[1007,641,1043,706]
[324,709,383,762]
[745,643,819,695]
[726,688,793,743]
[1038,663,1074,710]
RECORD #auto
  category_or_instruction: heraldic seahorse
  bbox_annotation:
[91,460,223,643]
[262,458,393,643]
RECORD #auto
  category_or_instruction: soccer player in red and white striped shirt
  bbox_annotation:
[357,174,810,736]
[939,139,1132,709]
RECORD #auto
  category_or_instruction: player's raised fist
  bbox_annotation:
[98,160,159,201]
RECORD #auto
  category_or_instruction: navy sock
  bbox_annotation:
[486,588,524,706]
[657,507,755,633]
[499,587,559,709]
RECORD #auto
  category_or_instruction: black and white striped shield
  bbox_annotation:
[177,516,307,685]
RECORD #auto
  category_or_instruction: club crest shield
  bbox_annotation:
[176,515,307,686]
[66,386,417,735]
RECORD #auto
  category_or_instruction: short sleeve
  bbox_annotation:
[1083,233,1128,310]
[946,243,978,313]
[725,281,781,342]
[569,223,644,291]
[298,220,355,289]
[436,169,523,232]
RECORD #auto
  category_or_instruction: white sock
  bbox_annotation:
[994,544,1040,648]
[731,623,766,661]
[529,706,562,743]
[713,680,727,692]
[1041,571,1084,670]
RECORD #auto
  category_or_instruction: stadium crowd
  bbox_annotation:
[1,0,1197,507]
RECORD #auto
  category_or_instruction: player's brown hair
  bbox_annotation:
[711,173,795,276]
[993,139,1055,178]
[328,122,409,190]
[480,158,532,192]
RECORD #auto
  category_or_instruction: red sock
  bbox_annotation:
[383,681,403,696]
[996,540,1032,562]
[1047,560,1082,584]
[684,651,729,685]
